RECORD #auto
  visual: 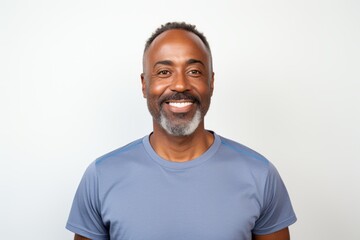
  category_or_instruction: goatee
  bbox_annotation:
[159,108,201,136]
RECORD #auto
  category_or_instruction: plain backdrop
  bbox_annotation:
[1,0,359,239]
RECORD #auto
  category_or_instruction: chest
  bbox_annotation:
[99,166,263,240]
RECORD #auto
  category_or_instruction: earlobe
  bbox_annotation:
[141,73,147,98]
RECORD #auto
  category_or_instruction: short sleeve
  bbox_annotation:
[66,162,109,240]
[253,162,297,235]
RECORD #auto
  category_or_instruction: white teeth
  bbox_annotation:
[168,102,192,108]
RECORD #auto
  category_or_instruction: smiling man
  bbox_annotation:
[66,22,297,240]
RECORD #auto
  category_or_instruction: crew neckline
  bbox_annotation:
[142,132,221,170]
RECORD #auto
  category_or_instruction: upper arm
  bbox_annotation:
[252,227,290,240]
[66,162,108,238]
[253,163,296,235]
[74,234,91,240]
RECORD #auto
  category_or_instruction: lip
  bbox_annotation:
[164,100,195,113]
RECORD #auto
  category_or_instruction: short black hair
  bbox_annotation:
[143,22,213,70]
[144,22,211,54]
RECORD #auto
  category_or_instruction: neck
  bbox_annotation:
[149,123,214,162]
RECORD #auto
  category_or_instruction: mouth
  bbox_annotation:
[160,92,198,113]
[166,100,194,108]
[164,99,195,113]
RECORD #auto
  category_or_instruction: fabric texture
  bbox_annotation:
[66,132,296,239]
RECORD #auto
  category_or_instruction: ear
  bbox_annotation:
[210,72,215,96]
[141,73,147,98]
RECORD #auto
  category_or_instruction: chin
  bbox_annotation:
[160,109,202,136]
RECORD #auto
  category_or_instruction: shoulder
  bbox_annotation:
[95,137,145,166]
[80,136,150,185]
[209,134,280,187]
[218,135,270,167]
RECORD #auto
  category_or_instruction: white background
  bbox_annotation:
[1,0,359,239]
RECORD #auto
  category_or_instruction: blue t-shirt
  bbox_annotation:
[66,133,296,239]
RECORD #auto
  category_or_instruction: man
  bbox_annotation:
[66,22,297,240]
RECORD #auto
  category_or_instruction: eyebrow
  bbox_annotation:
[187,59,205,66]
[153,59,205,68]
[154,60,173,67]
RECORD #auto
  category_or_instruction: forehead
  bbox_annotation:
[144,29,210,65]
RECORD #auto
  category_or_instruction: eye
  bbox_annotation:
[188,69,202,76]
[158,70,171,75]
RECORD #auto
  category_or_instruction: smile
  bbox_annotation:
[164,100,195,113]
[167,101,193,108]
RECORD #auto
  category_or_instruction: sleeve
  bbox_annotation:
[66,161,109,240]
[252,162,297,235]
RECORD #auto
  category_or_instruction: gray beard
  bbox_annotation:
[159,109,202,136]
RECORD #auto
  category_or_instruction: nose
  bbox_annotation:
[170,72,190,92]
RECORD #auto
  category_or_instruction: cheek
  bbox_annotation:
[148,81,169,96]
[194,83,213,98]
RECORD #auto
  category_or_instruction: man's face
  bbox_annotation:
[141,29,214,136]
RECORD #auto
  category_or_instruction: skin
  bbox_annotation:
[74,29,291,240]
[252,228,290,240]
[74,235,89,240]
[141,29,215,162]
